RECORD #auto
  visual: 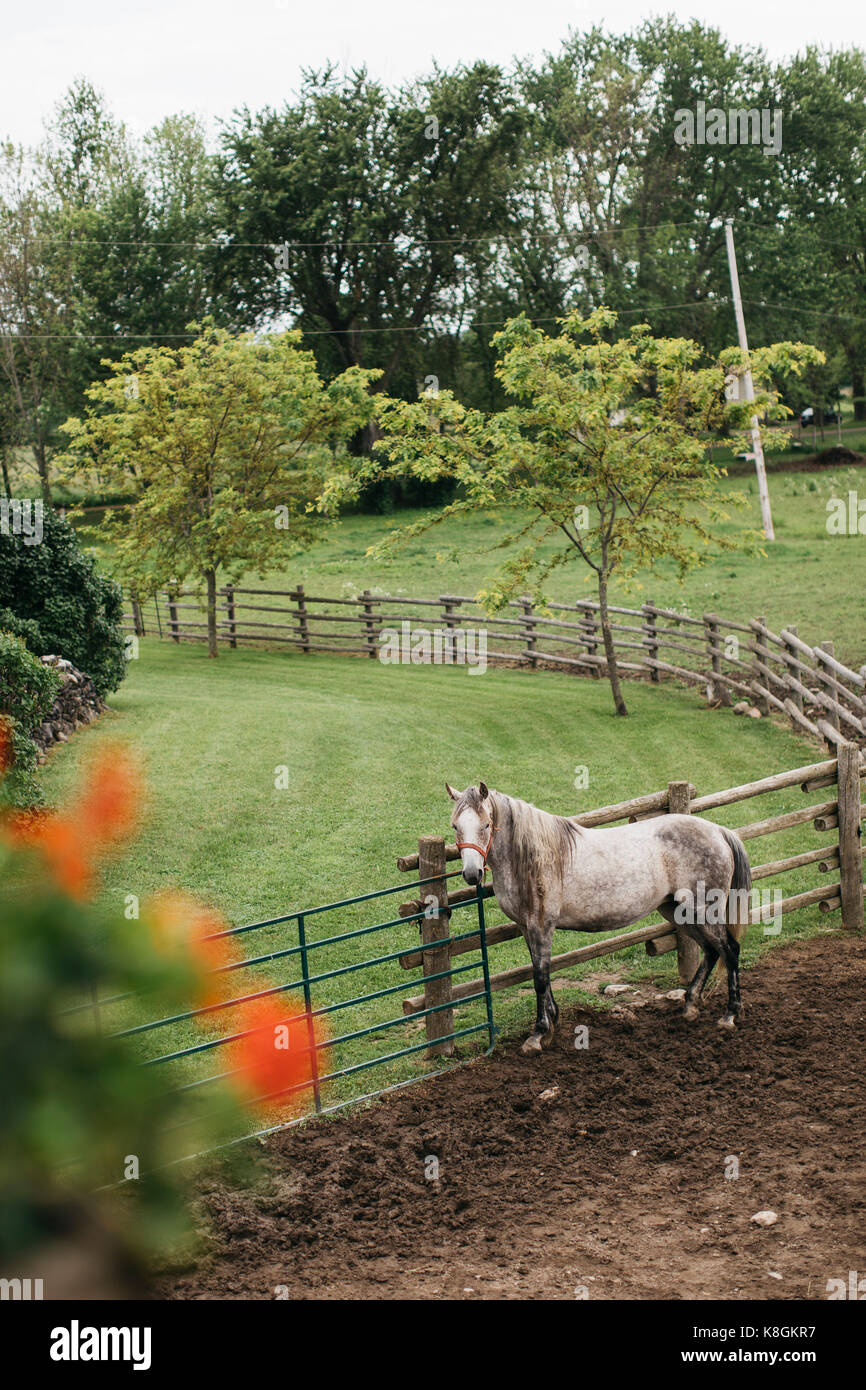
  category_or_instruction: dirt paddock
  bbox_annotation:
[159,935,865,1300]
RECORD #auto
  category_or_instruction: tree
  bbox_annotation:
[510,23,784,355]
[776,47,866,419]
[0,81,231,504]
[0,145,79,503]
[326,308,823,714]
[60,324,378,656]
[213,63,527,449]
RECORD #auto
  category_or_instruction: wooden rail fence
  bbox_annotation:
[124,584,866,754]
[395,748,865,1054]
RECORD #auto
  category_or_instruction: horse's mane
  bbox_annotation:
[492,789,582,885]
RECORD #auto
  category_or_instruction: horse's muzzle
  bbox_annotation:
[462,863,483,887]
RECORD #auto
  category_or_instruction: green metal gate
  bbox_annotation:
[105,874,497,1152]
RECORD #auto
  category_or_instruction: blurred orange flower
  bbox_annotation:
[1,743,142,900]
[228,995,320,1107]
[147,891,240,1008]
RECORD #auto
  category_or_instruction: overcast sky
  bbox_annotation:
[2,0,863,148]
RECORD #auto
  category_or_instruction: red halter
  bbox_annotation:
[455,821,496,869]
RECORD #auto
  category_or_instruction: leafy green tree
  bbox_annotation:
[213,63,527,449]
[328,309,823,714]
[511,23,784,356]
[0,508,126,697]
[776,47,866,419]
[60,324,378,656]
[0,81,230,503]
[0,146,80,502]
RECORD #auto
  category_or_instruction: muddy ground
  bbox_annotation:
[157,935,865,1300]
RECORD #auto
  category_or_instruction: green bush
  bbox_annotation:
[0,508,126,698]
[0,632,59,810]
[0,752,246,1269]
[0,607,43,651]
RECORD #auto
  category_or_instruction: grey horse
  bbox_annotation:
[447,782,752,1054]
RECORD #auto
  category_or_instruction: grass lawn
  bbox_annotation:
[89,464,866,669]
[41,640,847,1136]
[249,466,866,667]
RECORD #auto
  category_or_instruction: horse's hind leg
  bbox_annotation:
[716,930,742,1031]
[683,943,719,1021]
[521,926,556,1056]
[660,895,717,1022]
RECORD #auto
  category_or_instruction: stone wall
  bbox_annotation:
[34,656,105,758]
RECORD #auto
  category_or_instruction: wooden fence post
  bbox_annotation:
[642,602,660,682]
[837,741,864,932]
[751,617,771,715]
[417,836,455,1057]
[441,596,458,664]
[167,589,179,642]
[668,781,700,983]
[579,601,600,677]
[224,584,237,649]
[360,590,378,658]
[816,641,840,750]
[522,595,538,669]
[704,614,732,706]
[295,584,311,654]
[782,625,803,714]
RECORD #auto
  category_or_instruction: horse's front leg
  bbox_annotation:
[521,924,557,1055]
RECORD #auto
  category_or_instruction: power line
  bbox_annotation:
[0,301,733,342]
[741,297,866,325]
[9,216,860,254]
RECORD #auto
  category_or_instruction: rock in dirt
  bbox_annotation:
[751,1210,778,1227]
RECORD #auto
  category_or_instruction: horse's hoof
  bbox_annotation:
[717,1015,736,1031]
[682,1002,700,1022]
[540,1029,556,1049]
[521,1035,543,1055]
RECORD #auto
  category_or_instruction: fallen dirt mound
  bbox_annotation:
[811,445,864,467]
[157,935,866,1300]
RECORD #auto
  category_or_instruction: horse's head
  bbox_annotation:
[446,781,495,886]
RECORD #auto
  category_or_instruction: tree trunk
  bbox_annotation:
[34,443,52,504]
[850,359,865,423]
[349,416,383,456]
[205,568,218,658]
[597,574,628,716]
[0,449,11,499]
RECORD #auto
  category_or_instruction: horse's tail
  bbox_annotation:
[723,828,752,941]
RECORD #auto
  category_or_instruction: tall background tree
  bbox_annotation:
[213,63,528,450]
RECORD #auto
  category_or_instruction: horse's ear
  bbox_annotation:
[478,781,489,801]
[445,782,460,801]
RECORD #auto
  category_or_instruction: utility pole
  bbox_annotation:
[724,218,775,541]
